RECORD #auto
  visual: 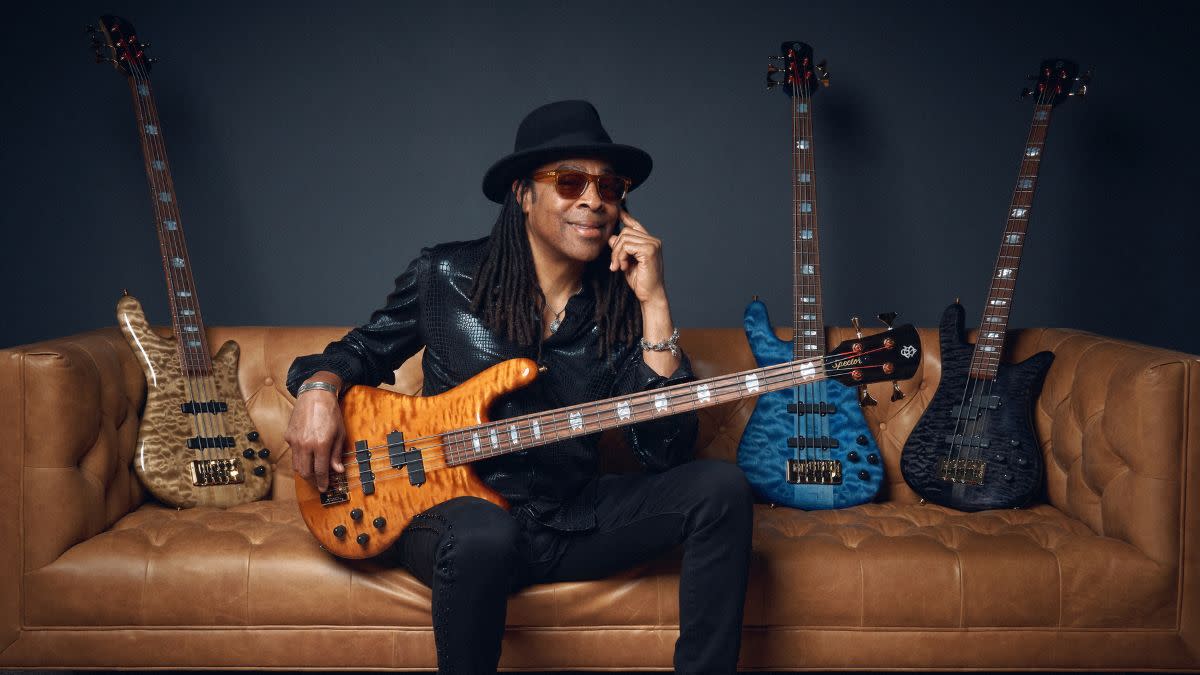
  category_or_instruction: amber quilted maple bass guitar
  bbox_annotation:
[296,328,922,558]
[92,16,272,507]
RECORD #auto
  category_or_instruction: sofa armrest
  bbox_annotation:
[0,327,147,646]
[1006,329,1195,567]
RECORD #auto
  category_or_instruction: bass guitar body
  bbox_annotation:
[737,300,883,509]
[119,294,272,507]
[900,303,1052,511]
[295,359,532,559]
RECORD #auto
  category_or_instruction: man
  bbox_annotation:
[285,100,752,674]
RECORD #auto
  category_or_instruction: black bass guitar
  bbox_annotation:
[900,59,1090,511]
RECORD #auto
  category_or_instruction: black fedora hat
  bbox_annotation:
[482,100,653,204]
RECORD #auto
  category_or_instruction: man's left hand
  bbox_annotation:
[609,209,668,307]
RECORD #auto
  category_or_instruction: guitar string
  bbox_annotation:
[790,58,814,469]
[948,83,1048,480]
[124,59,211,463]
[130,57,233,468]
[128,61,224,463]
[321,359,896,494]
[331,337,886,461]
[947,74,1055,486]
[321,346,900,493]
[965,88,1056,484]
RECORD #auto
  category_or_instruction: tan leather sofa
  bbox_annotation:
[1,324,1198,670]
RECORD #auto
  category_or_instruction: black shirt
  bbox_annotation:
[286,237,698,531]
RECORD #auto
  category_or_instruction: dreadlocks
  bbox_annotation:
[468,182,641,359]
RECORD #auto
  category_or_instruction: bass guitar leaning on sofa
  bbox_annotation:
[92,15,272,508]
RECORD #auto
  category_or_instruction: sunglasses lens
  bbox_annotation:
[596,176,627,202]
[554,171,589,199]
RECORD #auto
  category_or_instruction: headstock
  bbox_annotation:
[88,15,154,77]
[767,41,830,97]
[826,323,922,388]
[1021,58,1090,106]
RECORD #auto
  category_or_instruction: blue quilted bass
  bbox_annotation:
[737,41,884,509]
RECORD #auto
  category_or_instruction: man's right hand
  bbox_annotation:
[285,372,346,492]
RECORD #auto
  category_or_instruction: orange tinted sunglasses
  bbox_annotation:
[531,169,631,203]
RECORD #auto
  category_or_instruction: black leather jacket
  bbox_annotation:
[286,237,698,531]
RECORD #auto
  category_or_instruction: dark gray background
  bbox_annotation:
[3,1,1196,354]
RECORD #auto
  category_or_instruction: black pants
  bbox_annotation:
[393,459,754,675]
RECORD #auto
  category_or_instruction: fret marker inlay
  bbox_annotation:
[1018,178,1034,189]
[145,124,158,135]
[158,192,172,203]
[745,373,761,393]
[1011,208,1028,218]
[617,401,632,420]
[163,219,177,230]
[531,420,542,439]
[1005,233,1022,244]
[1025,147,1041,157]
[569,410,583,431]
[696,384,711,403]
[509,424,519,445]
[489,428,499,448]
[654,393,669,412]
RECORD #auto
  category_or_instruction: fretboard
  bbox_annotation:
[441,353,837,467]
[125,72,213,377]
[969,103,1055,380]
[791,93,825,359]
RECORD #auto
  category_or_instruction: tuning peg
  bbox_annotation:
[766,77,780,90]
[767,65,780,74]
[891,381,905,402]
[859,386,878,407]
[1019,87,1034,99]
[86,24,97,34]
[876,312,898,329]
[147,58,159,64]
[1069,68,1092,98]
[851,316,864,338]
[817,60,832,87]
[768,55,784,60]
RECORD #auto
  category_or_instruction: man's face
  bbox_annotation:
[518,157,622,265]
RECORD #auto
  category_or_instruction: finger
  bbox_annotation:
[619,209,646,232]
[330,431,345,473]
[291,444,308,477]
[314,445,330,491]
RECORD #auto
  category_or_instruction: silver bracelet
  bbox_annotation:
[297,380,340,397]
[639,328,681,358]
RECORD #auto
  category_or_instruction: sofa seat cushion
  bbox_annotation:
[21,501,679,629]
[24,499,1175,632]
[747,502,1176,629]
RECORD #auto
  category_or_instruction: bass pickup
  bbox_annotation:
[951,395,1001,420]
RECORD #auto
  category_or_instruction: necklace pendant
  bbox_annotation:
[549,317,562,334]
